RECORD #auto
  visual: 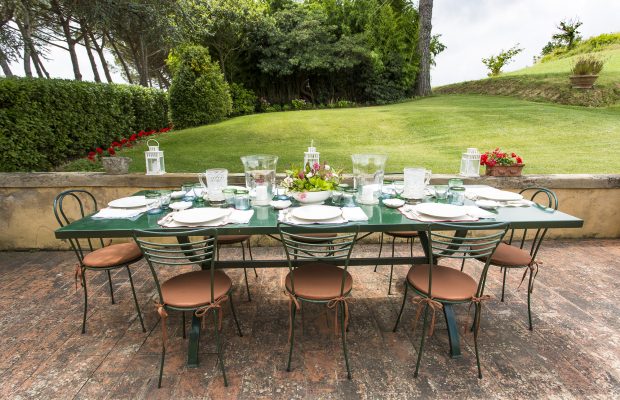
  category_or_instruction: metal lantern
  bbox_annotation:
[460,147,481,177]
[303,140,320,168]
[145,139,165,175]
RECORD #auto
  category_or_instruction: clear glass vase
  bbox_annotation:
[351,154,387,205]
[240,155,278,206]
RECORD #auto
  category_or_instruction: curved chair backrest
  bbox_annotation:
[426,221,510,299]
[53,189,105,263]
[133,228,218,305]
[507,187,559,260]
[278,223,359,298]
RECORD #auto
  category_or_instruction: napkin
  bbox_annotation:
[92,207,146,219]
[158,209,255,228]
[462,206,496,219]
[341,207,369,221]
[227,209,255,224]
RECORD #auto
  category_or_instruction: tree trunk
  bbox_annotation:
[62,20,82,81]
[105,31,133,84]
[0,49,13,76]
[81,22,101,82]
[139,36,149,87]
[90,31,112,83]
[414,0,433,97]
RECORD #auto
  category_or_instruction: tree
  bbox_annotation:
[553,18,582,49]
[414,0,432,96]
[482,44,523,76]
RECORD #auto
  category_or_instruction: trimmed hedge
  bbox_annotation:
[0,77,169,172]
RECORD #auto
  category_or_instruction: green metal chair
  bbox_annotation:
[374,231,419,294]
[217,235,257,301]
[133,228,243,388]
[278,223,359,379]
[471,187,558,330]
[393,221,509,378]
[53,189,146,334]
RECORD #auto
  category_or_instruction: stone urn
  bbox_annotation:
[569,75,598,89]
[102,156,132,174]
[485,164,524,177]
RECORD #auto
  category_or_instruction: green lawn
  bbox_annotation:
[112,94,620,174]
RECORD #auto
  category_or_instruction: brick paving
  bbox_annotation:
[0,239,619,399]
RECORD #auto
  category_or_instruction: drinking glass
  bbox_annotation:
[235,189,251,210]
[342,188,357,207]
[182,183,195,201]
[450,186,466,205]
[393,181,405,198]
[434,185,449,203]
[145,191,163,214]
[223,189,236,207]
[159,190,172,210]
[403,167,432,199]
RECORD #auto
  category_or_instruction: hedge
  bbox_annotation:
[0,77,169,172]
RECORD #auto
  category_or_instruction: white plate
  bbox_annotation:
[173,208,231,225]
[475,189,523,201]
[108,196,153,208]
[291,205,342,221]
[383,198,405,208]
[475,199,500,209]
[169,201,193,211]
[415,203,467,219]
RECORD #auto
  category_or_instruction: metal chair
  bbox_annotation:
[374,231,419,294]
[53,189,146,334]
[278,223,359,379]
[133,228,243,388]
[393,222,509,378]
[473,187,558,330]
[217,235,257,301]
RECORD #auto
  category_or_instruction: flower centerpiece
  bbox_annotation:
[480,148,524,177]
[281,162,341,204]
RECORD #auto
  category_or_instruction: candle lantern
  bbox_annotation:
[303,140,320,168]
[459,148,481,177]
[145,139,166,175]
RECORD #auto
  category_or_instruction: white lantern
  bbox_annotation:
[460,148,481,177]
[145,139,165,175]
[303,140,320,169]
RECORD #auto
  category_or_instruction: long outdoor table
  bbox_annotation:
[55,187,583,365]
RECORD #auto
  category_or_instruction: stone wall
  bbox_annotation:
[0,172,618,250]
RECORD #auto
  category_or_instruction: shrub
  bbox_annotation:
[230,83,257,115]
[291,98,308,110]
[0,77,169,172]
[168,45,232,129]
[482,44,523,76]
[571,56,604,75]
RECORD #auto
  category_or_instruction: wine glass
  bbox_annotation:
[393,181,405,198]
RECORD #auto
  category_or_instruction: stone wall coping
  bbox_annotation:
[1,172,619,190]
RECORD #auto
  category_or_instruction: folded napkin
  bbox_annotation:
[92,207,147,219]
[462,206,497,219]
[158,209,254,228]
[341,207,369,222]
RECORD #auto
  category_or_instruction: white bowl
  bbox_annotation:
[291,191,331,204]
[382,198,405,208]
[169,201,193,211]
[270,200,292,210]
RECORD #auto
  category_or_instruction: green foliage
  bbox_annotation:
[291,99,310,110]
[541,32,620,62]
[552,19,582,49]
[571,56,604,75]
[230,83,257,115]
[168,45,232,129]
[482,44,523,76]
[0,77,168,172]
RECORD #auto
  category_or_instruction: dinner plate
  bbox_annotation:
[475,189,523,201]
[291,205,342,221]
[173,208,231,225]
[108,196,154,208]
[415,203,467,219]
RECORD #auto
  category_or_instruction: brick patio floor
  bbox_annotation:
[1,239,619,399]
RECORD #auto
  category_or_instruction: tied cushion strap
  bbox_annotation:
[327,296,355,337]
[154,302,168,349]
[285,291,301,342]
[195,295,229,331]
[518,260,541,293]
[411,296,443,337]
[463,295,492,335]
[74,263,83,290]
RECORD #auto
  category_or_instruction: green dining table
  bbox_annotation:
[55,186,583,366]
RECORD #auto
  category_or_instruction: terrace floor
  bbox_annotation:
[1,239,619,399]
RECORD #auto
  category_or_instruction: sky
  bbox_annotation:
[6,0,620,87]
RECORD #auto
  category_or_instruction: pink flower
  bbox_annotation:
[298,171,305,179]
[313,162,320,171]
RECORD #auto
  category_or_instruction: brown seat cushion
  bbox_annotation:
[285,262,353,300]
[218,235,251,245]
[386,231,419,238]
[161,270,232,308]
[489,243,532,267]
[82,242,142,268]
[294,232,338,243]
[407,264,477,301]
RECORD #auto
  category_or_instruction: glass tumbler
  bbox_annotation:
[450,186,466,206]
[159,190,172,210]
[223,189,236,207]
[145,191,162,214]
[434,185,449,203]
[235,189,251,210]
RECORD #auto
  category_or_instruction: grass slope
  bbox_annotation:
[436,47,620,107]
[108,95,620,174]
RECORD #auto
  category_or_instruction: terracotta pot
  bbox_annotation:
[102,156,132,174]
[569,75,598,89]
[485,164,524,177]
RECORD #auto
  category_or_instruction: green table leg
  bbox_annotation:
[443,304,462,358]
[187,313,201,367]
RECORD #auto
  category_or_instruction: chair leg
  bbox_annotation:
[473,303,483,379]
[241,242,252,302]
[460,258,466,272]
[388,236,396,295]
[340,302,352,379]
[107,269,115,304]
[247,240,258,277]
[286,303,297,372]
[374,233,384,272]
[126,266,146,333]
[81,268,88,334]
[413,304,430,378]
[527,267,534,331]
[229,295,243,337]
[501,268,508,302]
[158,345,166,388]
[182,312,186,339]
[213,308,228,387]
[393,282,409,332]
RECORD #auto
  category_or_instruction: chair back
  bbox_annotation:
[507,187,558,260]
[133,228,218,304]
[53,189,105,263]
[278,223,359,297]
[426,221,510,298]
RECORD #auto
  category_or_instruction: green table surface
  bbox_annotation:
[55,187,583,239]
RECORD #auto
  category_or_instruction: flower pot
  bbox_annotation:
[292,190,331,205]
[102,157,132,175]
[485,164,524,177]
[569,75,598,89]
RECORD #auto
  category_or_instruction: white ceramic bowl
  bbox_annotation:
[291,191,331,204]
[382,198,405,208]
[270,200,292,210]
[169,201,193,211]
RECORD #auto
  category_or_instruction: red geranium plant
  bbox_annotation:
[480,148,523,168]
[85,126,172,163]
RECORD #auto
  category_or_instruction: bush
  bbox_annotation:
[230,83,257,115]
[291,99,308,110]
[168,45,232,129]
[571,56,604,75]
[0,77,169,172]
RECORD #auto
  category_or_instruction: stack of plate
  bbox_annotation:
[288,205,343,224]
[414,203,468,220]
[172,208,231,226]
[108,196,155,209]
